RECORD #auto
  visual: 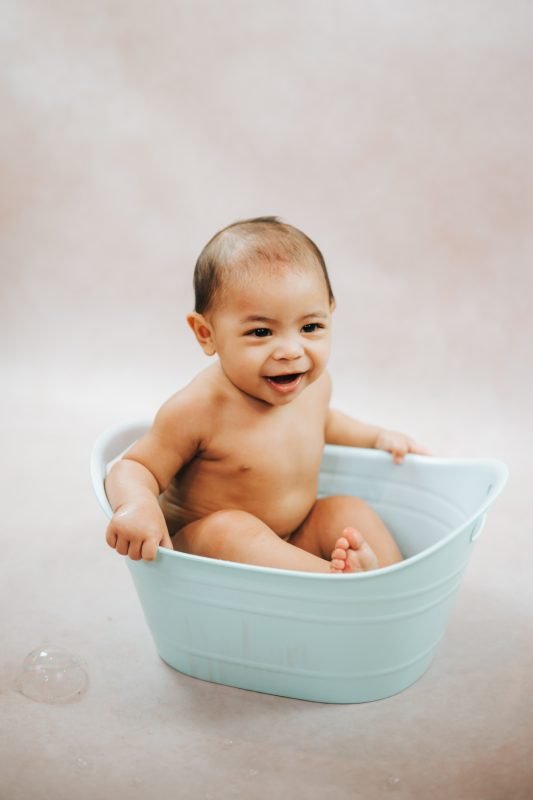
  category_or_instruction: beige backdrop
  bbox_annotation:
[1,2,532,798]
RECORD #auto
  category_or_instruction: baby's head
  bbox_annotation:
[188,217,335,404]
[192,216,335,316]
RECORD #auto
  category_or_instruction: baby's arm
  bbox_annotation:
[105,392,204,560]
[325,408,430,464]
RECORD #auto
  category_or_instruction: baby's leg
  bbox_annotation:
[172,510,336,573]
[290,495,403,572]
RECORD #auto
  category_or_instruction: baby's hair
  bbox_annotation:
[193,216,335,314]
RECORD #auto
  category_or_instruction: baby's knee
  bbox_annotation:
[320,494,370,517]
[204,509,256,536]
[192,509,262,557]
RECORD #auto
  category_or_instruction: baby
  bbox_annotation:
[105,217,428,573]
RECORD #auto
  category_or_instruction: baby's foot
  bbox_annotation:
[330,527,379,573]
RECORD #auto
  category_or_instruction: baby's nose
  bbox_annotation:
[272,338,304,360]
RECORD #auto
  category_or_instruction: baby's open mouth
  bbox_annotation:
[264,372,304,395]
[267,373,302,384]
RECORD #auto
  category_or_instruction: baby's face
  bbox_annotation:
[207,266,333,406]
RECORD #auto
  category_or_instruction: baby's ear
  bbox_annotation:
[187,313,216,356]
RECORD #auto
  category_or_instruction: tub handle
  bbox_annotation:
[470,514,487,543]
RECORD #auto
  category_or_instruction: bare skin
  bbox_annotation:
[105,266,427,572]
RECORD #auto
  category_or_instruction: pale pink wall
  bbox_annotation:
[2,2,532,457]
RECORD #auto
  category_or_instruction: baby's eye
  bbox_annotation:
[301,323,324,333]
[247,328,272,338]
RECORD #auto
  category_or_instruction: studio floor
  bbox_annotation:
[1,365,531,800]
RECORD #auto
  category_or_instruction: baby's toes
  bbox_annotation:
[342,527,379,572]
[330,538,349,573]
[331,547,347,568]
[334,536,350,551]
[332,546,347,560]
[342,527,364,550]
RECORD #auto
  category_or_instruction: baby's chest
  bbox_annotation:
[208,415,325,478]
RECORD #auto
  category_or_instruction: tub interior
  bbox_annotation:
[318,446,504,559]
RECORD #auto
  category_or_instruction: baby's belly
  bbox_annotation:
[159,476,316,537]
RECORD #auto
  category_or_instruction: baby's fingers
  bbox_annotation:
[141,538,159,561]
[141,530,173,561]
[115,535,130,557]
[106,523,129,554]
[127,540,143,561]
[160,529,174,551]
[391,445,407,464]
[408,440,432,456]
[106,526,118,549]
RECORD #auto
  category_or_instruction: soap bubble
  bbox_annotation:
[15,645,89,704]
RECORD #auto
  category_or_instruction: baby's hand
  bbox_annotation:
[374,429,431,465]
[105,499,173,561]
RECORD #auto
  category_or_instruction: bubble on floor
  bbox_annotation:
[15,645,89,704]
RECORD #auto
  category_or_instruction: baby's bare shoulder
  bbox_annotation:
[123,368,220,489]
[156,366,219,436]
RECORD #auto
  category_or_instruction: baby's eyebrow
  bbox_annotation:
[240,312,328,324]
[241,315,276,324]
[301,312,328,320]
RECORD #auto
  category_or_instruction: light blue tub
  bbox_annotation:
[91,422,507,703]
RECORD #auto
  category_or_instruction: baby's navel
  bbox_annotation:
[238,464,252,473]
